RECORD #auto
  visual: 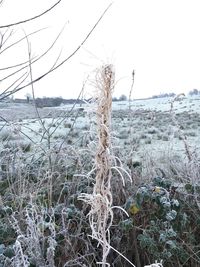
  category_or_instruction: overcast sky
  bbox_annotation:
[1,0,200,99]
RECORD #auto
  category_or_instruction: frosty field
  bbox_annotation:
[1,96,199,168]
[0,95,200,267]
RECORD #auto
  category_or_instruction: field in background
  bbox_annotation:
[1,96,200,164]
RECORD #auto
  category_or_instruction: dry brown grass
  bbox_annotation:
[79,64,115,266]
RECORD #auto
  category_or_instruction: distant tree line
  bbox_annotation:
[151,89,200,99]
[152,92,176,99]
[2,95,130,106]
[5,97,84,107]
[112,94,128,101]
[35,97,84,107]
[188,89,200,96]
[35,97,63,108]
[5,89,199,108]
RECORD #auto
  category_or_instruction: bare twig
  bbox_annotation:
[0,3,113,100]
[0,25,66,100]
[0,71,29,98]
[0,28,47,55]
[0,0,62,28]
[0,28,14,50]
[24,32,48,139]
[129,69,135,110]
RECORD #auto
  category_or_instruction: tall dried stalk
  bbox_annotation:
[129,69,135,110]
[79,64,114,266]
[94,64,114,266]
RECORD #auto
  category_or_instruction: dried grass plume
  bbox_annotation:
[79,64,115,266]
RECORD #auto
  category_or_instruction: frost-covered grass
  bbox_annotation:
[0,96,200,266]
[1,96,200,159]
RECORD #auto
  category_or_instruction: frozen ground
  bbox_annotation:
[0,96,199,168]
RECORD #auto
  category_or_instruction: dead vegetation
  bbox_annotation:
[1,2,200,266]
[1,64,200,266]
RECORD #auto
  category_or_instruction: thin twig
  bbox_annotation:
[0,0,62,28]
[0,3,113,100]
[129,69,135,110]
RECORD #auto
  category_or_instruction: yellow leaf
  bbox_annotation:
[154,186,161,193]
[130,204,140,215]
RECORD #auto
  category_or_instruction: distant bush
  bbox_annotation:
[111,95,128,101]
[118,94,128,101]
[112,97,118,102]
[188,89,200,96]
[152,92,176,99]
[35,97,63,108]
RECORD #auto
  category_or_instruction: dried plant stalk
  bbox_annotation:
[129,69,135,110]
[94,65,114,265]
[79,64,115,267]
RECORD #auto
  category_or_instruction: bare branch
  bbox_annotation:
[26,32,59,144]
[0,27,47,55]
[0,28,14,48]
[48,3,113,73]
[0,24,65,82]
[0,0,62,28]
[129,69,135,109]
[0,75,29,100]
[0,28,12,50]
[0,3,113,100]
[0,58,35,71]
[0,56,34,83]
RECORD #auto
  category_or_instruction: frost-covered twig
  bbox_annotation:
[144,260,163,267]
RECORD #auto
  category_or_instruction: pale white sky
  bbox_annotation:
[1,0,200,99]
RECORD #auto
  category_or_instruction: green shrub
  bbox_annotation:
[123,176,200,266]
